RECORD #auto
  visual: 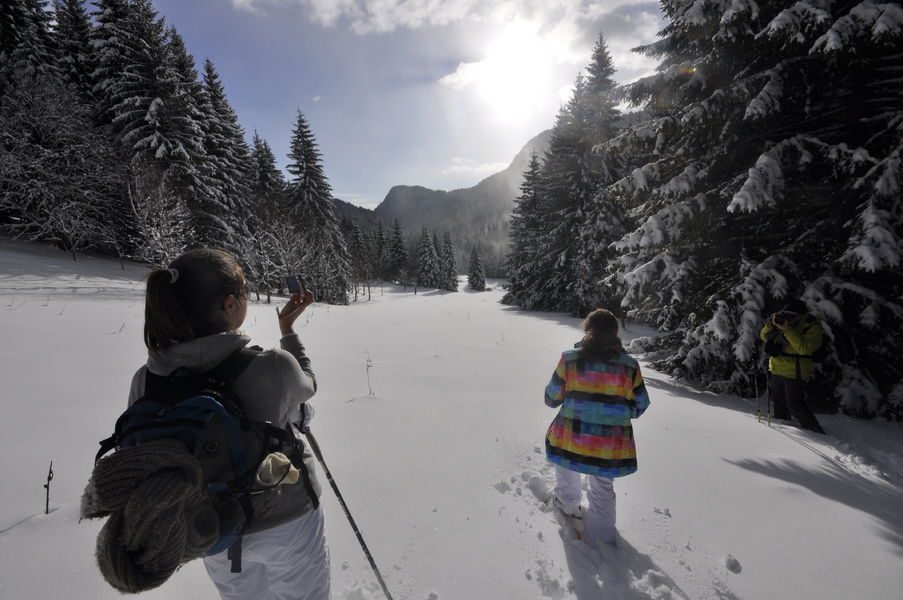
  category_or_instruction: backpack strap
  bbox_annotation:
[204,346,262,389]
[96,346,263,463]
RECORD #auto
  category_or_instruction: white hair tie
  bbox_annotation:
[166,268,180,284]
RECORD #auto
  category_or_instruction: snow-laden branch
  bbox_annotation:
[615,194,706,251]
[811,1,903,53]
[758,1,832,46]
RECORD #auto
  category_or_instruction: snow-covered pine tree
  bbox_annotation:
[610,0,903,417]
[90,1,209,253]
[162,28,211,207]
[416,227,441,288]
[503,151,543,307]
[387,218,408,284]
[245,131,287,294]
[197,58,254,249]
[439,231,458,291]
[90,0,151,136]
[371,220,386,281]
[347,223,372,300]
[432,230,442,264]
[467,247,486,291]
[514,77,595,313]
[250,131,285,212]
[573,34,629,316]
[0,0,56,92]
[52,0,94,99]
[284,110,351,304]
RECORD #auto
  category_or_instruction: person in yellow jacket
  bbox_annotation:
[760,299,826,433]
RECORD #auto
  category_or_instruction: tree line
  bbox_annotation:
[505,4,903,420]
[0,0,475,303]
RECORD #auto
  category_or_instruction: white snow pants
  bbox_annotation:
[555,465,617,547]
[204,507,330,600]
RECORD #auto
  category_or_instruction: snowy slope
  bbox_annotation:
[1,241,902,600]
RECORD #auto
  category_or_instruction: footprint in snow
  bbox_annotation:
[724,555,742,574]
[492,481,512,493]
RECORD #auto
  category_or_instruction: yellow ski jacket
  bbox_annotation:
[760,315,823,381]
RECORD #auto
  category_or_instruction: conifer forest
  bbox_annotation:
[2,1,902,419]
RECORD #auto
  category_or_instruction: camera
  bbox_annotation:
[284,274,307,296]
[773,311,794,325]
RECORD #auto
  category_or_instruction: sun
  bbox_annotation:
[441,21,555,123]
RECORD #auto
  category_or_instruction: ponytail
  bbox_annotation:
[580,308,622,362]
[143,249,244,352]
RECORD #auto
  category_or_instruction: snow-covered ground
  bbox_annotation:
[1,240,902,600]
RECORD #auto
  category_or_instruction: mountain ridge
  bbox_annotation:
[334,129,553,270]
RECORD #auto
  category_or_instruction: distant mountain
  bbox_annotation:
[334,129,553,274]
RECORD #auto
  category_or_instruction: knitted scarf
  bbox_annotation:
[81,439,219,593]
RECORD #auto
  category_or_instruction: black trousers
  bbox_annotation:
[768,374,825,433]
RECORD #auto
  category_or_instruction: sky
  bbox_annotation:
[153,0,666,208]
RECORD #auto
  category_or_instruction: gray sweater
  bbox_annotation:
[128,331,322,532]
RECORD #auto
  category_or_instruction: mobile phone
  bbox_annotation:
[284,274,307,295]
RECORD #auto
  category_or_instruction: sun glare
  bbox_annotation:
[443,22,555,123]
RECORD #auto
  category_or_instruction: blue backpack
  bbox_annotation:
[95,347,318,572]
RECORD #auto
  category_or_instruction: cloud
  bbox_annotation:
[441,157,510,177]
[231,1,659,38]
[231,0,663,84]
[313,95,321,102]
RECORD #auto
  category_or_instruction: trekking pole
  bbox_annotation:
[754,371,761,423]
[303,429,395,600]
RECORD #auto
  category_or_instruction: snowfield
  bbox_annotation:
[1,241,902,600]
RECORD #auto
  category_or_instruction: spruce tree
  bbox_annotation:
[514,83,590,313]
[348,223,371,300]
[468,247,486,291]
[89,0,135,123]
[440,231,458,291]
[503,151,543,307]
[198,59,254,248]
[573,34,627,316]
[284,110,351,304]
[610,1,903,417]
[52,0,94,99]
[249,130,286,226]
[416,227,441,288]
[162,28,209,204]
[373,220,388,280]
[90,0,208,237]
[387,218,408,283]
[0,0,56,91]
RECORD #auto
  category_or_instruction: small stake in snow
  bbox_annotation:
[44,461,54,515]
[366,357,374,395]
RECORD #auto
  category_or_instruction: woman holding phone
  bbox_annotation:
[100,248,330,599]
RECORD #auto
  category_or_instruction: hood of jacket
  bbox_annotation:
[147,331,250,376]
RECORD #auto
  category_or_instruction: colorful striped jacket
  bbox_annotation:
[544,347,650,478]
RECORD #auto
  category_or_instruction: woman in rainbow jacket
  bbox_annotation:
[544,308,650,548]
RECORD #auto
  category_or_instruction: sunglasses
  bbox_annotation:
[235,280,252,300]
